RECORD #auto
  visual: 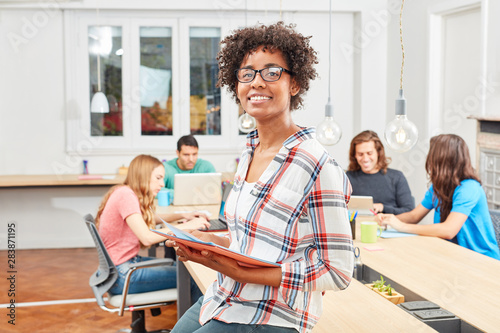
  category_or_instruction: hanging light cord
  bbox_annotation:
[328,0,332,100]
[96,5,101,92]
[280,0,282,20]
[399,0,405,90]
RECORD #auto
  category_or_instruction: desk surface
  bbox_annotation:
[0,174,126,187]
[162,207,499,331]
[182,260,433,332]
[355,231,500,332]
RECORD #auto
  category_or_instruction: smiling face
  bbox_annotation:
[355,141,380,174]
[236,46,299,123]
[149,164,165,196]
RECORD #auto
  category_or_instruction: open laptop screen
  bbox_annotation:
[173,173,222,205]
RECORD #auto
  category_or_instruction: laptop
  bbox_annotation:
[348,195,374,216]
[173,173,222,205]
[205,182,232,231]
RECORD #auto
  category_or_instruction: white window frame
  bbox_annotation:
[64,10,242,156]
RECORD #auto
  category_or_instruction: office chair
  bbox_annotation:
[84,214,177,333]
[490,209,500,250]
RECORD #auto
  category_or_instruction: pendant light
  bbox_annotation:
[90,5,109,114]
[237,0,257,133]
[316,0,341,146]
[384,0,417,152]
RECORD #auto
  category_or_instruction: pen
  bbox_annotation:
[353,211,358,221]
[369,209,377,216]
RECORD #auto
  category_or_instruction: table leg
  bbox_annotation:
[176,260,192,319]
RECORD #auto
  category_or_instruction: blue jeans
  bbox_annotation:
[172,296,298,333]
[109,255,177,294]
[108,255,203,301]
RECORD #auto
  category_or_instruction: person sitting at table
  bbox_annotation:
[163,134,216,189]
[346,130,414,214]
[378,134,500,260]
[95,154,210,296]
[167,22,354,333]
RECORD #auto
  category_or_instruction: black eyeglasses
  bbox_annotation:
[235,67,293,83]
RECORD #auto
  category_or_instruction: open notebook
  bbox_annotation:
[151,222,280,268]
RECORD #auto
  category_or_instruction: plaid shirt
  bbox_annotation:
[200,127,354,332]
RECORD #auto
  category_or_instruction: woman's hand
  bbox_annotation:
[177,217,211,231]
[175,242,282,287]
[182,211,209,221]
[377,213,406,232]
[164,230,229,248]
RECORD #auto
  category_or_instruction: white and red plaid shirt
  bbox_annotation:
[200,127,354,332]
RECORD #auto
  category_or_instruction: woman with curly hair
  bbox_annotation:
[378,134,500,260]
[347,130,414,214]
[96,154,210,295]
[169,22,353,333]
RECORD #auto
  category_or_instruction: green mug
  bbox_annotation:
[360,221,383,243]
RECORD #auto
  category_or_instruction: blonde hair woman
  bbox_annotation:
[96,154,210,294]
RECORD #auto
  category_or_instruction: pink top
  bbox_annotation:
[98,186,142,265]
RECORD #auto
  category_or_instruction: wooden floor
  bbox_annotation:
[0,247,177,333]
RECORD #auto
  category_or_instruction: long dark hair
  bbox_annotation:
[348,130,391,173]
[425,134,480,221]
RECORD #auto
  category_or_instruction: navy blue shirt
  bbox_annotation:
[346,168,414,214]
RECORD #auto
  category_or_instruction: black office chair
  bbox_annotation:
[489,209,500,250]
[84,214,177,333]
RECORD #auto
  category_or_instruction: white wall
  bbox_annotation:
[0,0,388,249]
[385,0,498,219]
[4,0,497,249]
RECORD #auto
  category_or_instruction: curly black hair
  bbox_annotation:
[217,21,318,111]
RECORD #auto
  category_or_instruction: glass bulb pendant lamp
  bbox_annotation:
[384,89,418,152]
[238,112,256,133]
[316,100,341,145]
[384,0,418,152]
[316,0,341,146]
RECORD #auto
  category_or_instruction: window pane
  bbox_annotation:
[88,26,123,136]
[140,27,173,136]
[189,27,221,135]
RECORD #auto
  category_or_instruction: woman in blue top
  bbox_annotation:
[378,134,500,260]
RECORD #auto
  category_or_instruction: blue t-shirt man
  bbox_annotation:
[422,179,500,260]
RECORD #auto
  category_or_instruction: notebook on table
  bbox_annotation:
[173,173,222,205]
[348,195,374,216]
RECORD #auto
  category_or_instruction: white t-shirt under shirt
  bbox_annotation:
[98,186,142,265]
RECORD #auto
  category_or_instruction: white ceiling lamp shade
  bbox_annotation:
[91,91,109,113]
[90,4,109,114]
[384,0,418,152]
[316,0,341,146]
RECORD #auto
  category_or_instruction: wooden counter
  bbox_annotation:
[0,174,126,187]
[355,233,500,332]
[182,260,434,332]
